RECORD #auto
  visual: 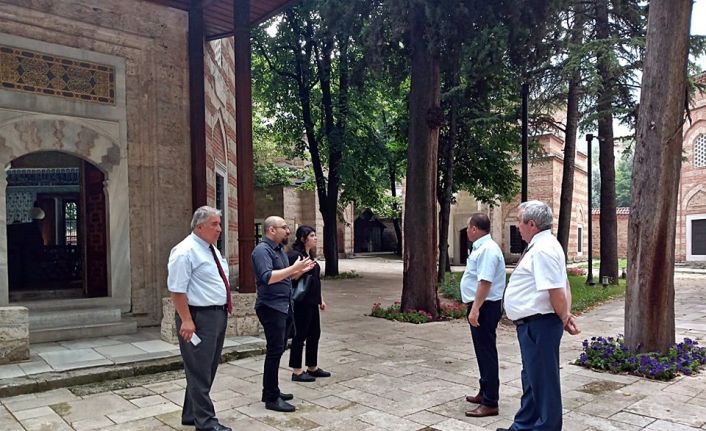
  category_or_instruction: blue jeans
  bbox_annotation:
[511,313,564,431]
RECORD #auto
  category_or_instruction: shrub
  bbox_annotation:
[322,270,361,280]
[567,267,587,276]
[438,272,462,303]
[370,301,467,323]
[575,335,706,380]
[370,302,433,324]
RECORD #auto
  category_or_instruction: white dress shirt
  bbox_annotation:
[460,234,506,303]
[167,233,228,307]
[504,230,567,321]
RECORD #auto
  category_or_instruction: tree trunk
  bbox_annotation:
[625,0,691,353]
[401,0,440,318]
[557,4,585,260]
[596,0,618,283]
[437,44,460,283]
[388,160,403,255]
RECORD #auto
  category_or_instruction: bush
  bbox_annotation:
[322,270,361,280]
[567,267,587,276]
[370,301,467,323]
[370,302,432,324]
[576,335,706,380]
[438,272,462,303]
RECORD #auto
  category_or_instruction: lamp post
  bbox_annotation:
[586,134,595,286]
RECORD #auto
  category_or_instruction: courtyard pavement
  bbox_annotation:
[2,257,706,430]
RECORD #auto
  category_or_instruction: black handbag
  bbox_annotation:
[292,274,312,302]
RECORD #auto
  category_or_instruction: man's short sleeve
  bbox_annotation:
[476,247,499,284]
[167,251,191,293]
[532,249,566,291]
[251,245,273,285]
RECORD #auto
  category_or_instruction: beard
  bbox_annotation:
[281,236,289,245]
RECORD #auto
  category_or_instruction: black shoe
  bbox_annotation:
[292,371,316,382]
[265,397,296,412]
[496,428,511,431]
[182,419,194,426]
[307,368,331,378]
[196,425,231,431]
[260,393,294,402]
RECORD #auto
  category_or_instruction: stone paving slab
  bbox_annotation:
[1,258,706,430]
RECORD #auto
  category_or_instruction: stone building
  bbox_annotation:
[0,0,297,347]
[447,134,589,264]
[254,184,354,257]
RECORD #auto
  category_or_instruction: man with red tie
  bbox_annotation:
[168,206,232,431]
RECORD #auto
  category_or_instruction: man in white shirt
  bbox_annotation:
[496,201,579,431]
[460,213,506,418]
[168,206,232,431]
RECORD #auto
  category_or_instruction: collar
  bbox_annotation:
[263,237,283,251]
[472,234,491,250]
[528,229,552,248]
[190,232,211,249]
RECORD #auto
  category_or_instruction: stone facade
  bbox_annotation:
[255,185,354,257]
[0,0,193,327]
[0,306,29,364]
[449,134,589,264]
[591,208,630,259]
[678,81,706,262]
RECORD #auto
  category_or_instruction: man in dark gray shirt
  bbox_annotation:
[252,216,314,412]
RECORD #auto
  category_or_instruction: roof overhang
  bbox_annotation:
[145,0,300,40]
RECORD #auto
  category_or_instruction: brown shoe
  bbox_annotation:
[465,393,482,404]
[465,404,499,417]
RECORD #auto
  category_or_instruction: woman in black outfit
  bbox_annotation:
[288,225,331,382]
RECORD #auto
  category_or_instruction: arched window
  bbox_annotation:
[695,134,706,168]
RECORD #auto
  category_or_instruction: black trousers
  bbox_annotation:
[289,302,321,369]
[467,300,502,407]
[176,307,227,430]
[256,305,290,402]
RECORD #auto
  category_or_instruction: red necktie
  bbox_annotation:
[210,245,232,314]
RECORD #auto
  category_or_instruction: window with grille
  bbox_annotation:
[64,200,78,245]
[510,225,523,254]
[695,134,706,168]
[215,173,225,253]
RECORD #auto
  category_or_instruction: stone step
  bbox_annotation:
[29,318,138,344]
[29,307,122,330]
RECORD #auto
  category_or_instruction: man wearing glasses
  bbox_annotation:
[252,216,315,412]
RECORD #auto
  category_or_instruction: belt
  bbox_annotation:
[188,304,227,311]
[513,313,556,326]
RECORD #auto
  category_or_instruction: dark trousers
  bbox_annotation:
[289,303,321,369]
[256,305,289,402]
[511,313,564,431]
[466,300,502,407]
[176,307,227,430]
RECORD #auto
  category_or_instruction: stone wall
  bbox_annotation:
[678,87,706,262]
[591,210,630,259]
[0,307,29,364]
[0,0,192,324]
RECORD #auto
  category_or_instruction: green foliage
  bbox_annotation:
[569,275,625,314]
[321,270,361,280]
[438,272,462,303]
[369,301,467,323]
[615,150,633,207]
[439,272,625,314]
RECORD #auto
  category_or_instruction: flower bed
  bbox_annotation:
[575,335,706,380]
[370,301,466,324]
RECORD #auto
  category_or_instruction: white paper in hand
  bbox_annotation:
[190,333,202,346]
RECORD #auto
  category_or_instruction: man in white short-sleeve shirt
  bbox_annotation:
[459,213,506,418]
[496,201,580,431]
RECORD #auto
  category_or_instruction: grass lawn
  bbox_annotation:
[439,271,626,315]
[577,258,628,270]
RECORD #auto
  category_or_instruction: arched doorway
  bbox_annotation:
[5,151,108,301]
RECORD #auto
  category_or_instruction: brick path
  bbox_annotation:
[2,257,706,430]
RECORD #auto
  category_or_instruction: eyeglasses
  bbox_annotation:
[275,225,290,231]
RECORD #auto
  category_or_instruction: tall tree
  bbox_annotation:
[252,0,376,276]
[557,3,586,259]
[401,0,442,317]
[625,0,692,353]
[595,0,618,283]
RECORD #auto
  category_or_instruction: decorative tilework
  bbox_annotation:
[6,168,80,187]
[0,45,115,104]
